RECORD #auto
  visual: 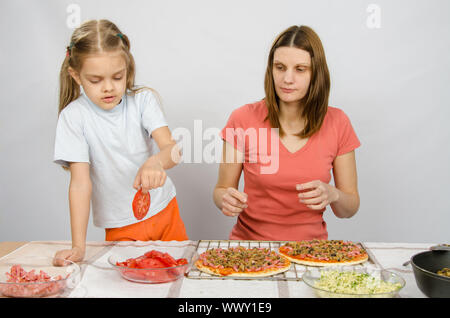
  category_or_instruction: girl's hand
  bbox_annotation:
[134,157,167,194]
[296,180,339,210]
[222,187,248,217]
[53,246,85,266]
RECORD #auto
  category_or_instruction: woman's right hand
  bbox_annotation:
[221,187,248,217]
[53,246,85,266]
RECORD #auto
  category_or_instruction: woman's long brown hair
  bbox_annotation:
[264,25,330,138]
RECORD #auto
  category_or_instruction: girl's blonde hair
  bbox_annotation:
[59,19,154,114]
[264,25,330,138]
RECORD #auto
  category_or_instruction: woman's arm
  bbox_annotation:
[54,162,91,265]
[297,150,360,218]
[329,150,360,218]
[213,141,248,217]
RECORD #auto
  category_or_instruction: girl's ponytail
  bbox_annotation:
[58,55,80,114]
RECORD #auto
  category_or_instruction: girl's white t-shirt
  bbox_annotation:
[54,88,176,228]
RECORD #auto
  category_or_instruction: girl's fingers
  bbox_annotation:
[159,173,167,188]
[141,175,150,193]
[53,250,72,266]
[53,254,65,266]
[149,174,157,190]
[133,175,141,190]
[140,170,167,191]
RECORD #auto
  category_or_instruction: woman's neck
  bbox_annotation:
[279,100,305,131]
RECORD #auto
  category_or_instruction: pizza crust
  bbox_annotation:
[195,258,291,278]
[278,251,368,267]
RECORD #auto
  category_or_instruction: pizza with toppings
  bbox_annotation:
[278,240,368,266]
[195,246,291,277]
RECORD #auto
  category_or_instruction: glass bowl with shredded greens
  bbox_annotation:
[302,266,405,298]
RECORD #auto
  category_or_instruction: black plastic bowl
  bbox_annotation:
[410,250,450,298]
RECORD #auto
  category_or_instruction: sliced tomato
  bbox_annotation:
[116,250,189,282]
[136,258,166,269]
[143,250,176,267]
[127,259,139,269]
[158,253,178,267]
[116,261,128,267]
[144,250,163,259]
[132,189,151,220]
[176,258,188,266]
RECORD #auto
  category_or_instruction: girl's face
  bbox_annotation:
[69,51,127,110]
[272,47,312,107]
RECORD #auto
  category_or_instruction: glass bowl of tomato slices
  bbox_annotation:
[108,249,193,284]
[0,256,81,298]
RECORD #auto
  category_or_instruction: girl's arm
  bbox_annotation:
[213,141,248,217]
[133,126,181,193]
[69,162,92,251]
[149,126,180,170]
[53,162,91,266]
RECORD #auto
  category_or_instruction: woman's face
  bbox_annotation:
[69,50,127,110]
[272,46,312,106]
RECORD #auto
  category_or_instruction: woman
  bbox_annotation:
[213,25,361,241]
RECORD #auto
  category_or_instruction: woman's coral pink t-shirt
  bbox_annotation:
[220,100,361,241]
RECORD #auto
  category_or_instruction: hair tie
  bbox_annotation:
[116,33,124,39]
[66,42,75,58]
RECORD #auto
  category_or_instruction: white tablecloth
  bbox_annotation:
[1,240,435,298]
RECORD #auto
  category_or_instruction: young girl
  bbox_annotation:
[53,20,188,265]
[213,25,361,241]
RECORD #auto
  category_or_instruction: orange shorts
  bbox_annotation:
[105,197,189,241]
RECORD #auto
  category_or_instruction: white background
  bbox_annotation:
[1,0,449,243]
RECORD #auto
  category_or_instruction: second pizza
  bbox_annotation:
[278,240,368,266]
[195,246,291,277]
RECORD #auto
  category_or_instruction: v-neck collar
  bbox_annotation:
[277,133,313,156]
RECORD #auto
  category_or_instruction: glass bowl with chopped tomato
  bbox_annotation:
[0,256,81,298]
[302,266,405,298]
[108,249,194,284]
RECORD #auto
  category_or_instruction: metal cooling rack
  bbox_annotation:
[186,240,376,282]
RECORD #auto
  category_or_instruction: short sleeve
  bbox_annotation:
[53,106,90,167]
[336,109,361,156]
[219,107,248,153]
[140,90,168,137]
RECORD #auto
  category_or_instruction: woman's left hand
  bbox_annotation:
[296,180,339,210]
[133,157,167,194]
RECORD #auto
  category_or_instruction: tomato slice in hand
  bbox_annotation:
[132,189,151,220]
